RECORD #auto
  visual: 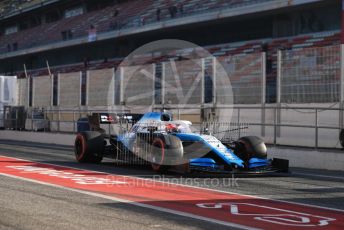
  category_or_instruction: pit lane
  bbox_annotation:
[0,140,343,230]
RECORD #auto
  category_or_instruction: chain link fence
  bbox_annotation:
[121,64,155,107]
[4,44,344,149]
[164,59,203,105]
[217,53,265,104]
[280,45,341,103]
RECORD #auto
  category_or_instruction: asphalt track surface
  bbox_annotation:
[0,140,343,230]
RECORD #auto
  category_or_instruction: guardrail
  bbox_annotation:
[0,109,129,133]
[153,105,343,149]
[0,105,342,149]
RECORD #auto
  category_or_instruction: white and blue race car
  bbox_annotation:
[74,112,289,175]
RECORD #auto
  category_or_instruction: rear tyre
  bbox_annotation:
[74,131,104,163]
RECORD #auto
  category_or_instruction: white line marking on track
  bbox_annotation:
[2,155,344,213]
[294,172,344,180]
[0,173,259,230]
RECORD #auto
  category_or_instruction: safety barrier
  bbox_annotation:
[1,105,343,149]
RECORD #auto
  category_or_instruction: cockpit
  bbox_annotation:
[164,121,192,134]
[131,112,193,134]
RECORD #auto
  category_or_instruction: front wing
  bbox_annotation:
[188,158,289,176]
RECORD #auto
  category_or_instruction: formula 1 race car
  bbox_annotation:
[73,112,289,175]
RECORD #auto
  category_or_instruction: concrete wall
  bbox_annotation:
[0,130,74,146]
[33,75,52,107]
[229,103,342,149]
[17,78,28,107]
[87,68,115,106]
[58,72,81,107]
[269,146,344,171]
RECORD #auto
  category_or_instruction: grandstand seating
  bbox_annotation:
[1,0,338,56]
[16,30,340,79]
[1,0,340,104]
[139,0,274,24]
[0,0,153,53]
[0,0,277,54]
[265,30,340,79]
[0,0,47,17]
[0,0,339,106]
[12,29,340,104]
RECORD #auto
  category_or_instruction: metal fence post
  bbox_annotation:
[261,52,266,137]
[152,63,156,107]
[44,109,47,132]
[161,62,165,105]
[201,58,205,105]
[31,110,33,131]
[277,50,282,105]
[15,109,18,130]
[212,57,217,106]
[237,108,241,138]
[315,108,318,149]
[273,106,277,146]
[58,110,61,132]
[340,44,344,129]
[276,50,282,138]
[120,67,124,105]
[73,111,76,133]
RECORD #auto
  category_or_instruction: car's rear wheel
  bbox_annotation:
[74,131,104,163]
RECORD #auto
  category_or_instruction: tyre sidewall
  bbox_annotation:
[74,131,104,163]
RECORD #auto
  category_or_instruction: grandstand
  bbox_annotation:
[0,0,342,148]
[0,0,342,104]
[0,0,47,17]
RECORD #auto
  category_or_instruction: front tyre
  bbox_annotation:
[74,131,104,163]
[234,136,267,164]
